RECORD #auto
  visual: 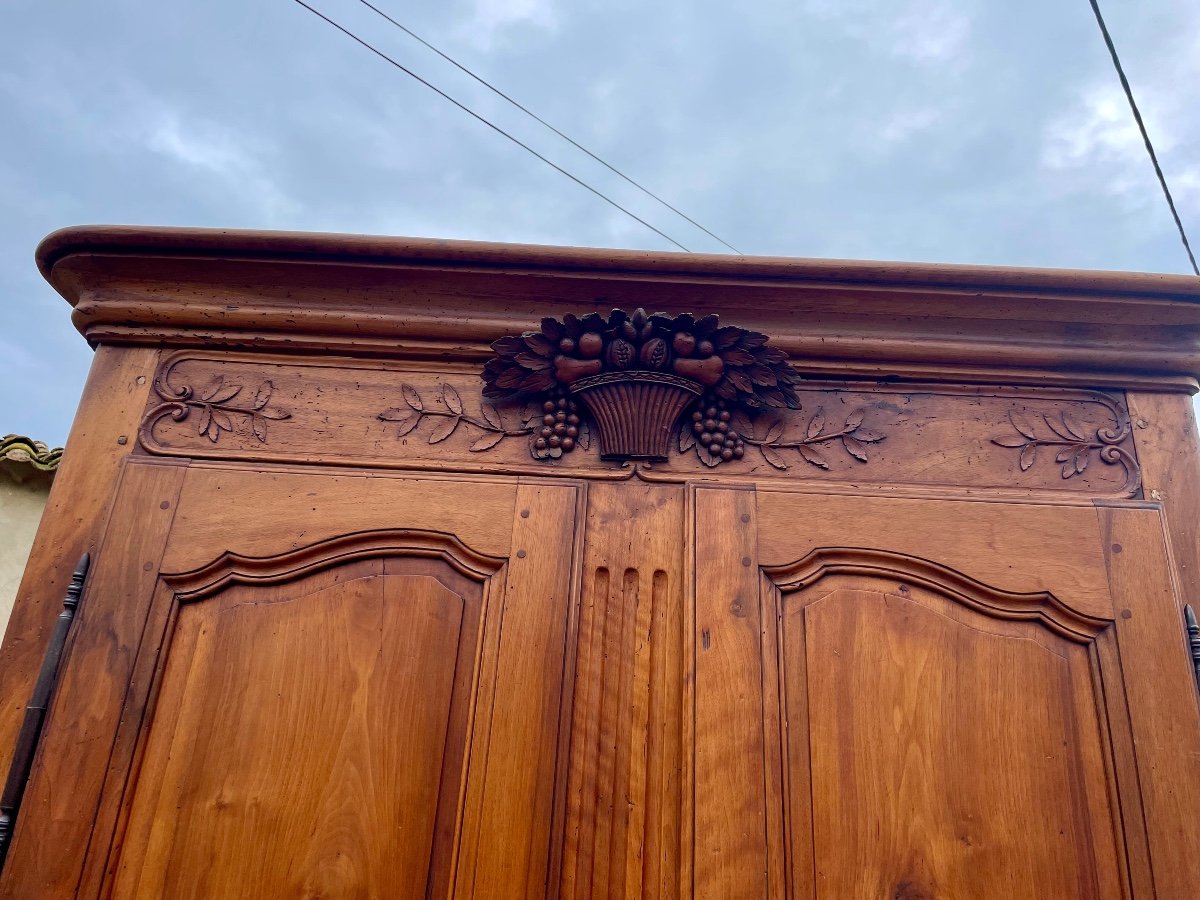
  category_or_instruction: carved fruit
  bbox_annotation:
[640,337,670,370]
[555,355,604,383]
[620,321,638,341]
[608,338,636,369]
[558,337,576,353]
[673,355,725,386]
[697,339,714,358]
[578,332,604,358]
[673,332,696,356]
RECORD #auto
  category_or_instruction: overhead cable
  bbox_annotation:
[355,0,742,254]
[289,0,693,252]
[1087,0,1199,275]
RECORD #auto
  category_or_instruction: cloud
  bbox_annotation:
[461,0,559,50]
[140,108,299,222]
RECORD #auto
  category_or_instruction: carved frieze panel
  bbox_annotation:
[139,352,1141,497]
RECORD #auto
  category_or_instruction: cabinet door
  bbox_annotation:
[2,461,581,900]
[693,487,1200,900]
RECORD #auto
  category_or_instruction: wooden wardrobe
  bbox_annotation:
[3,225,1200,899]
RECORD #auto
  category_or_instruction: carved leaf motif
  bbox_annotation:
[212,410,234,434]
[470,432,505,452]
[252,414,268,443]
[516,353,551,372]
[844,408,865,431]
[253,381,274,410]
[807,410,825,439]
[855,429,886,443]
[402,384,423,411]
[1044,414,1073,440]
[524,333,556,356]
[1074,446,1090,474]
[763,419,785,443]
[697,443,722,468]
[1061,412,1087,442]
[760,445,788,470]
[1020,443,1038,471]
[393,413,422,437]
[679,423,697,452]
[198,406,213,439]
[442,383,464,415]
[798,445,829,469]
[202,377,242,405]
[992,435,1029,448]
[428,417,460,444]
[1009,411,1037,439]
[726,368,753,393]
[480,403,503,430]
[842,436,869,462]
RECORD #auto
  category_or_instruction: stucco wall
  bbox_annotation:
[0,475,50,640]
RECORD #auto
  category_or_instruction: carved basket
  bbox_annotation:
[570,371,703,460]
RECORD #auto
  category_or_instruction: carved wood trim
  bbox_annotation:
[39,225,1200,391]
[137,352,1142,497]
[161,528,506,601]
[763,546,1111,642]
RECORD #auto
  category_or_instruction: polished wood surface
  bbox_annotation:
[4,226,1200,897]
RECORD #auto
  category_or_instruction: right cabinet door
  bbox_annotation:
[693,487,1200,900]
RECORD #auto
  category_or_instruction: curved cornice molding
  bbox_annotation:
[162,528,507,602]
[763,546,1110,643]
[36,225,1200,391]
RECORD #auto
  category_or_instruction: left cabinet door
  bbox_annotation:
[0,460,583,900]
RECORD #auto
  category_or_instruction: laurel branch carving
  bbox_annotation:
[378,383,591,461]
[142,361,291,445]
[991,408,1140,492]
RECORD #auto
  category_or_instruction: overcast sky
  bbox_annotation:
[3,0,1198,445]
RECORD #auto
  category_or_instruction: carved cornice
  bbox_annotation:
[38,226,1200,391]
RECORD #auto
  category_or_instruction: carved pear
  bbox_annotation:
[554,355,603,383]
[673,355,725,386]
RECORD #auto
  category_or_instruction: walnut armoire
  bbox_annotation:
[3,226,1200,899]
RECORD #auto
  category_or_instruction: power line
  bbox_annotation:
[288,0,693,252]
[354,0,743,254]
[1087,0,1199,275]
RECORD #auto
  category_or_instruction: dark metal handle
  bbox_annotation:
[0,552,90,872]
[1185,604,1200,696]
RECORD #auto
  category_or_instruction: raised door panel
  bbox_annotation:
[690,488,1200,900]
[3,462,583,900]
[112,557,482,899]
[782,577,1123,899]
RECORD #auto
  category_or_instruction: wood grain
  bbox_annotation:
[111,562,476,898]
[137,353,1142,498]
[456,481,582,900]
[560,483,684,900]
[0,459,185,899]
[757,490,1115,620]
[692,486,768,900]
[37,225,1200,390]
[1101,505,1200,898]
[0,347,155,786]
[795,585,1123,898]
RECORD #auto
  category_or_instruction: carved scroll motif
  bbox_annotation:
[141,358,292,446]
[991,403,1140,495]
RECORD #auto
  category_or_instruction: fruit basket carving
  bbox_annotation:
[482,308,801,462]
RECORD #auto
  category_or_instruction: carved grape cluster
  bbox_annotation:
[530,388,584,459]
[483,308,801,409]
[682,395,746,465]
